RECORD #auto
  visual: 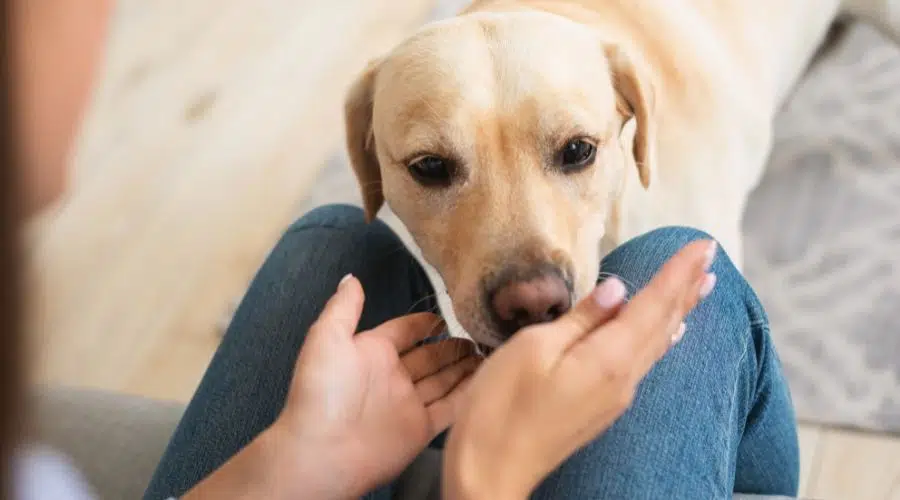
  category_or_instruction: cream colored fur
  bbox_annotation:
[344,0,900,345]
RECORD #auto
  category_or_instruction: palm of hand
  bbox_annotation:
[319,333,435,472]
[280,277,478,495]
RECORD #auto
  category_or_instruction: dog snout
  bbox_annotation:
[488,269,572,339]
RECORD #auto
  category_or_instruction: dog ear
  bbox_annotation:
[606,45,656,190]
[344,59,384,221]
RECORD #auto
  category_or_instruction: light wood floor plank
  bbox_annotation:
[808,427,900,499]
[27,0,436,399]
[798,423,824,497]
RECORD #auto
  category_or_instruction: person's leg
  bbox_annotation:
[531,226,799,499]
[142,204,435,500]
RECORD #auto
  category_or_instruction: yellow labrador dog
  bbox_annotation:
[343,0,900,346]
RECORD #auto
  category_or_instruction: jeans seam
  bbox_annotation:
[722,328,751,496]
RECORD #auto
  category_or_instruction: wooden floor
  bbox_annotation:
[24,2,900,499]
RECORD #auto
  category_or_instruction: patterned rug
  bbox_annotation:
[298,18,900,433]
[743,25,900,434]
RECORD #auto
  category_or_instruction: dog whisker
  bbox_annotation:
[373,243,416,262]
[406,293,438,315]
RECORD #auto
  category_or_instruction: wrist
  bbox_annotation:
[181,427,293,500]
[443,428,534,500]
[181,423,365,500]
[263,421,369,500]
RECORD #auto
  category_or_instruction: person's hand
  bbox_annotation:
[184,275,479,500]
[273,274,479,497]
[443,240,718,499]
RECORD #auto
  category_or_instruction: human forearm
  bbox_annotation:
[442,428,536,500]
[180,428,292,500]
[181,424,360,500]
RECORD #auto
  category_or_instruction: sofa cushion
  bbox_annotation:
[31,387,184,500]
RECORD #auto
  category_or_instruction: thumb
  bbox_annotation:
[546,277,627,352]
[309,274,365,340]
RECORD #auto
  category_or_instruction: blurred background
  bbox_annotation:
[24,1,900,498]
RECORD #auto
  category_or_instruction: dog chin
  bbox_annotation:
[379,206,475,343]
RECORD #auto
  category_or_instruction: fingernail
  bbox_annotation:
[699,273,716,299]
[704,241,717,271]
[592,278,627,308]
[338,273,354,289]
[671,322,686,344]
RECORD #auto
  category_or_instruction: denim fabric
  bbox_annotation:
[143,204,799,500]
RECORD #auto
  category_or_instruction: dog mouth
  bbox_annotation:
[475,342,496,357]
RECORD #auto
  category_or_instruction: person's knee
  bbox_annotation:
[601,226,742,289]
[288,203,400,240]
[289,204,368,232]
[278,204,400,256]
[630,225,715,251]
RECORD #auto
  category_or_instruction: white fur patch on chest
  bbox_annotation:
[380,206,474,342]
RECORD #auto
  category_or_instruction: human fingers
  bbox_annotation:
[307,274,366,341]
[620,267,714,381]
[368,312,445,353]
[402,338,476,382]
[416,355,480,406]
[668,272,716,344]
[529,277,628,358]
[424,375,474,436]
[616,239,713,337]
[572,240,715,377]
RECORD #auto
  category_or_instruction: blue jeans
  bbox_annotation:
[143,204,799,500]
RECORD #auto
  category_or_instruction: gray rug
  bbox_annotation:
[744,25,900,434]
[299,19,900,433]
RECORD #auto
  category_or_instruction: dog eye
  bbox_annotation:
[558,138,597,173]
[408,155,454,187]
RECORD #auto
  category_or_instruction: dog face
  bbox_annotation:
[344,10,655,346]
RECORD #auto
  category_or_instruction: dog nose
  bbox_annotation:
[490,272,571,338]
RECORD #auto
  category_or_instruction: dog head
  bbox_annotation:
[344,10,656,346]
